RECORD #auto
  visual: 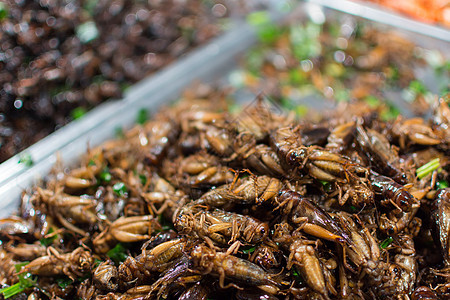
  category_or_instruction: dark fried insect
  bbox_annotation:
[276,189,350,244]
[190,243,281,289]
[432,188,450,265]
[370,172,418,212]
[355,123,407,184]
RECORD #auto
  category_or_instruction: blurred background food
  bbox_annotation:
[361,0,450,27]
[0,0,265,163]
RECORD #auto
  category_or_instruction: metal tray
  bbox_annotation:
[0,1,448,217]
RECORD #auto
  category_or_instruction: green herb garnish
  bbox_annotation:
[107,243,128,263]
[94,259,103,268]
[113,182,127,197]
[257,24,282,44]
[136,108,148,125]
[292,266,304,283]
[380,237,394,249]
[99,169,112,183]
[56,276,73,289]
[139,174,147,186]
[320,180,332,192]
[71,107,87,120]
[18,153,34,167]
[364,95,380,108]
[40,227,57,247]
[416,158,440,179]
[334,89,350,102]
[437,180,449,189]
[408,80,428,95]
[380,105,400,121]
[242,246,256,254]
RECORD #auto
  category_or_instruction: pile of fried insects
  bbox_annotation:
[0,87,449,299]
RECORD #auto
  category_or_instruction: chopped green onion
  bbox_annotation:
[437,180,449,189]
[242,246,256,254]
[416,158,440,179]
[113,182,127,197]
[349,205,357,212]
[88,159,96,166]
[107,243,128,264]
[18,153,34,167]
[0,283,25,299]
[380,237,393,249]
[76,21,99,44]
[40,227,57,247]
[136,108,148,124]
[56,276,73,289]
[99,169,112,183]
[71,107,87,120]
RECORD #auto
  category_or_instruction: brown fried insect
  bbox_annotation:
[370,172,418,212]
[5,242,47,260]
[326,121,356,154]
[411,286,439,300]
[93,261,119,292]
[20,247,93,280]
[137,118,180,166]
[190,242,281,290]
[35,187,99,235]
[390,117,443,149]
[93,215,161,254]
[272,224,335,299]
[118,239,186,285]
[432,188,450,266]
[355,123,407,184]
[275,189,350,244]
[195,175,282,209]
